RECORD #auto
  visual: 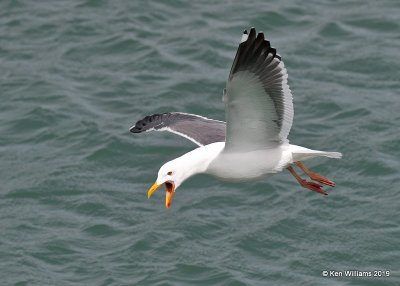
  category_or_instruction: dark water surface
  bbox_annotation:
[1,0,399,285]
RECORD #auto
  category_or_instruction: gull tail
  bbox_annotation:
[289,145,342,162]
[316,151,342,159]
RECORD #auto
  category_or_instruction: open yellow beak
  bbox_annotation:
[147,182,161,199]
[147,181,175,209]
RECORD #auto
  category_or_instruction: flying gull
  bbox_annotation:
[130,28,342,208]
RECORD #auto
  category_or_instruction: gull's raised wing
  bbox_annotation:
[224,27,294,151]
[130,112,226,146]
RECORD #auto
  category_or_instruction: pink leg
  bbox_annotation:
[294,161,335,187]
[287,166,328,195]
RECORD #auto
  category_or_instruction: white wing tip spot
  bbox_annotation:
[241,33,248,43]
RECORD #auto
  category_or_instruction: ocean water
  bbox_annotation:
[1,0,399,285]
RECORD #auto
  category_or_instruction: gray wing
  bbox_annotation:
[224,27,294,151]
[130,112,226,146]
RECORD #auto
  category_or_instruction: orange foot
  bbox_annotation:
[309,172,335,187]
[299,179,328,195]
[294,162,336,187]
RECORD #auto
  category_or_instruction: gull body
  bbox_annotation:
[160,142,340,184]
[131,28,342,208]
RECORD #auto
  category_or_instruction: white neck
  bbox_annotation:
[173,142,224,180]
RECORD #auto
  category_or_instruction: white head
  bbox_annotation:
[146,143,222,208]
[147,158,197,209]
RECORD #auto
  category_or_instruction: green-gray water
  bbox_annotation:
[1,1,399,285]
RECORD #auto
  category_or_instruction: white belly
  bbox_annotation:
[206,145,292,181]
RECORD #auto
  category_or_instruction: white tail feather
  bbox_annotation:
[320,152,342,159]
[289,145,342,162]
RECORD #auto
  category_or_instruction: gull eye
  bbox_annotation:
[167,171,173,176]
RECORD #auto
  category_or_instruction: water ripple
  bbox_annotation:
[1,0,399,285]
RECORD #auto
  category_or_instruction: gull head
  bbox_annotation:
[147,159,192,209]
[146,144,219,208]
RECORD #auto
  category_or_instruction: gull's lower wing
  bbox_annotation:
[224,27,294,151]
[130,112,226,147]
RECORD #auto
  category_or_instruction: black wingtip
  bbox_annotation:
[129,113,170,134]
[269,47,277,57]
[130,126,139,133]
[130,124,142,133]
[247,27,256,42]
[256,32,264,41]
[230,27,284,77]
[129,118,147,133]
